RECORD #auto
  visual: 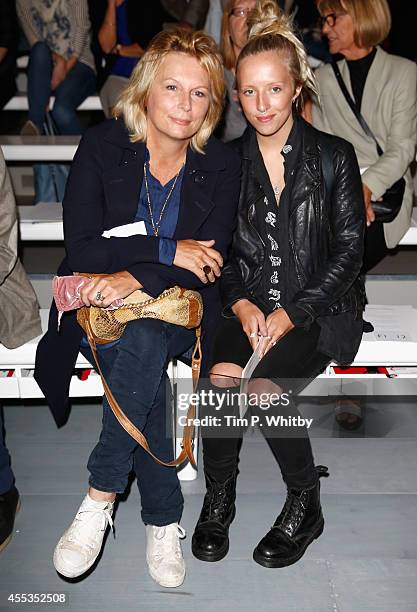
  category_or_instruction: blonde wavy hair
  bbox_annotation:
[317,0,391,48]
[236,0,318,111]
[113,29,225,153]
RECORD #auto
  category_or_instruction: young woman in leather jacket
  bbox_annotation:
[192,1,365,569]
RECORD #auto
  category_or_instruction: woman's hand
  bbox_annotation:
[362,183,375,226]
[80,271,142,308]
[362,182,383,227]
[174,239,223,284]
[262,308,295,356]
[231,299,268,350]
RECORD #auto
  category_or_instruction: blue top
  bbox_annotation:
[111,0,138,78]
[135,149,183,266]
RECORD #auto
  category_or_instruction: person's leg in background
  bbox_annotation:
[0,406,20,553]
[23,41,53,134]
[336,220,389,429]
[51,61,96,135]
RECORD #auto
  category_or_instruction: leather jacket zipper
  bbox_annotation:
[289,234,304,287]
[248,200,266,248]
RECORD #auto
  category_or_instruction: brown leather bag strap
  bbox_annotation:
[84,318,201,469]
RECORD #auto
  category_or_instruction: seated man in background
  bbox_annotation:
[0,148,41,552]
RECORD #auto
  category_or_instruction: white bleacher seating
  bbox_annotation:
[4,95,102,112]
[16,202,417,245]
[0,135,80,161]
[0,310,197,480]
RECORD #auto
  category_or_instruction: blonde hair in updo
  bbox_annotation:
[236,0,318,111]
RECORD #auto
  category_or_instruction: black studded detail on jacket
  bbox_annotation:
[221,115,366,365]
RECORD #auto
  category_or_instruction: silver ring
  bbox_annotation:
[95,291,105,302]
[249,332,258,338]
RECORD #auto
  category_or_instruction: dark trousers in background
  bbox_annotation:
[0,407,14,495]
[202,318,331,489]
[27,41,96,135]
[363,220,389,273]
[81,318,196,527]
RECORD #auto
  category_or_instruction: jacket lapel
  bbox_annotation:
[173,141,224,239]
[103,120,225,236]
[103,119,146,224]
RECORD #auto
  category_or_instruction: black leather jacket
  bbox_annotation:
[220,116,366,364]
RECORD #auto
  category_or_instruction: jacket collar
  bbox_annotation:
[102,117,225,239]
[238,114,318,164]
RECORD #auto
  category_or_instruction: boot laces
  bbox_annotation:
[273,465,329,537]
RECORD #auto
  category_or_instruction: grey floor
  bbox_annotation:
[1,399,417,612]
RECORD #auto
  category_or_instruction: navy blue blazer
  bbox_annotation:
[35,117,241,427]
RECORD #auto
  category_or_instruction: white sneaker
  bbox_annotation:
[146,523,186,587]
[53,494,114,578]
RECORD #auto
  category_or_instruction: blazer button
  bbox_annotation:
[194,173,206,183]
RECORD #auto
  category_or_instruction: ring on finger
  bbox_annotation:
[249,331,258,338]
[95,291,105,302]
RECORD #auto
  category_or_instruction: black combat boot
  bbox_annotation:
[192,470,238,562]
[253,465,329,568]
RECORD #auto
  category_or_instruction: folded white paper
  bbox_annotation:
[239,336,271,419]
[102,221,147,238]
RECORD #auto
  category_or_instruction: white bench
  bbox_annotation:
[4,95,103,112]
[1,306,417,401]
[0,135,80,162]
[1,305,416,480]
[0,310,198,480]
[16,201,417,245]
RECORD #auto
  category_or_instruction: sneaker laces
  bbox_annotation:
[152,524,186,561]
[66,504,114,552]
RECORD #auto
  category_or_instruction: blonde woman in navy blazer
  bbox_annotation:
[35,28,240,587]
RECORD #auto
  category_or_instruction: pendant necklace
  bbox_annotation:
[143,161,184,236]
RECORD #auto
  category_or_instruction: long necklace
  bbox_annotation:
[143,160,184,236]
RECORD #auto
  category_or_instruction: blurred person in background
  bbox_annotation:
[97,0,210,118]
[219,0,257,141]
[312,0,417,428]
[16,0,96,136]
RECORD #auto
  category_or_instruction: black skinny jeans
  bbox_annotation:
[201,317,331,489]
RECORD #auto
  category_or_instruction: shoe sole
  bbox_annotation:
[191,506,236,563]
[0,498,21,553]
[53,521,109,578]
[252,519,324,568]
[147,564,186,588]
[191,539,229,562]
[53,547,100,579]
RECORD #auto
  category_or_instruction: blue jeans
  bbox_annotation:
[27,42,96,135]
[0,408,14,495]
[81,319,196,526]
